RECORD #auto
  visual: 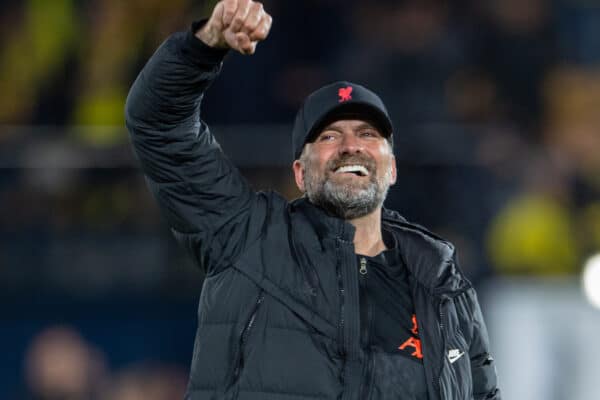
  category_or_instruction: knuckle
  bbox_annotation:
[223,2,236,14]
[256,8,266,22]
[255,27,267,39]
[223,1,235,12]
[224,9,235,19]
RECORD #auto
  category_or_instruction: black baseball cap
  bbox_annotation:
[292,81,394,160]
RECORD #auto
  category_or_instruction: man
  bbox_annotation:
[125,1,501,399]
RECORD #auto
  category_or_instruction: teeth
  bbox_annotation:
[335,165,369,176]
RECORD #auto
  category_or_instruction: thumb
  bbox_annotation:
[235,32,257,55]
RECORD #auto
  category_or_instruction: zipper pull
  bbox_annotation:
[359,257,367,275]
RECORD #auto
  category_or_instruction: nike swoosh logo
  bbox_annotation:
[448,349,465,364]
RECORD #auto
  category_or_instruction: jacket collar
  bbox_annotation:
[291,198,470,296]
[289,197,355,242]
[382,209,471,296]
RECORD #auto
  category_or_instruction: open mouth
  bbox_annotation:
[334,165,369,177]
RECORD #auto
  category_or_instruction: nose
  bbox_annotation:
[339,132,363,154]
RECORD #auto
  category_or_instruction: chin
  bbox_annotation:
[331,180,372,193]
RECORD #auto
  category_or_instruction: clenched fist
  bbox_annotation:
[196,0,272,55]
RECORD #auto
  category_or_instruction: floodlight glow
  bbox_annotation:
[582,253,600,310]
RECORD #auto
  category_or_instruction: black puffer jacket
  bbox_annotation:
[125,29,501,400]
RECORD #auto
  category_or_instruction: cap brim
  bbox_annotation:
[306,102,393,144]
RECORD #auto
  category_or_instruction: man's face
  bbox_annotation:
[293,119,397,219]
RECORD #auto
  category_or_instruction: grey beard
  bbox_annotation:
[306,174,389,220]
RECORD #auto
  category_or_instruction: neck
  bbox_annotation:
[349,207,386,257]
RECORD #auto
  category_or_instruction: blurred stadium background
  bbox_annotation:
[1,0,600,399]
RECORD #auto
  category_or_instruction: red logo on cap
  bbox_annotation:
[338,86,353,103]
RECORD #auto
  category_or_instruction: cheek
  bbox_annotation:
[310,155,330,174]
[309,163,328,181]
[312,147,335,166]
[378,156,395,179]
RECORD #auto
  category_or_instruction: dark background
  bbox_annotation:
[1,0,600,399]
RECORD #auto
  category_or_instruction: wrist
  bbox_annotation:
[195,23,226,49]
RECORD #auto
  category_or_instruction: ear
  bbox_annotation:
[390,154,397,185]
[292,160,306,192]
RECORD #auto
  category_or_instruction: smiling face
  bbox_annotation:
[293,119,397,219]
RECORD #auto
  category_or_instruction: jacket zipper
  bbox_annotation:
[232,291,264,382]
[360,350,374,400]
[335,239,346,359]
[436,298,448,399]
[359,257,367,275]
[358,256,373,400]
[358,257,369,346]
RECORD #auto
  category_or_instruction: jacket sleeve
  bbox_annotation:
[125,27,267,275]
[457,288,501,400]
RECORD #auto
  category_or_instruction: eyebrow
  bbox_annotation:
[354,122,378,131]
[321,122,378,132]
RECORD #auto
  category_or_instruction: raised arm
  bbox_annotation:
[125,0,273,275]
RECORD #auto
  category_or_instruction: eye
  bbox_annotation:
[318,132,337,142]
[360,130,380,138]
